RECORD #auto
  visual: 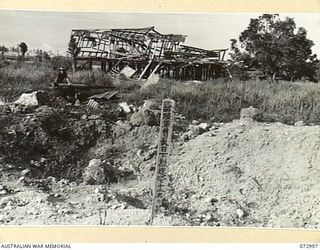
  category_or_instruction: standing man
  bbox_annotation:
[53,67,71,87]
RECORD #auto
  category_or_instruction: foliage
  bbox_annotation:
[69,70,113,86]
[0,60,112,100]
[127,78,320,125]
[0,45,9,53]
[50,56,73,70]
[230,14,318,81]
[67,38,80,57]
[18,42,28,57]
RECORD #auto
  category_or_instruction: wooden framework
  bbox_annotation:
[68,26,230,80]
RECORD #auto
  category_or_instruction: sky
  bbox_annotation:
[0,10,320,57]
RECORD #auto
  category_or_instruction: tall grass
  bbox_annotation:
[129,79,320,125]
[0,61,112,100]
[69,70,113,87]
[0,62,55,100]
[1,60,320,125]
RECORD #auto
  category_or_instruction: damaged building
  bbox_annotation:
[68,26,231,81]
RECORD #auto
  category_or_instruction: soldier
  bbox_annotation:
[53,67,71,87]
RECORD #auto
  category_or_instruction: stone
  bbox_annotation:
[130,109,158,126]
[294,120,305,126]
[188,124,207,136]
[192,120,200,125]
[74,99,81,106]
[205,213,213,222]
[143,149,157,161]
[198,123,210,131]
[236,208,245,218]
[142,99,158,110]
[15,91,39,106]
[181,131,194,141]
[118,102,131,113]
[240,106,262,121]
[0,190,7,195]
[21,169,31,176]
[120,203,128,209]
[113,120,132,138]
[83,158,105,184]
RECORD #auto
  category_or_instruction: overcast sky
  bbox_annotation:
[0,10,319,57]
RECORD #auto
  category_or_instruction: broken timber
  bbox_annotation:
[150,98,175,225]
[68,26,230,81]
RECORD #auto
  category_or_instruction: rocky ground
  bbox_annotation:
[0,90,319,228]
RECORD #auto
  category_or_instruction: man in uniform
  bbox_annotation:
[53,67,71,87]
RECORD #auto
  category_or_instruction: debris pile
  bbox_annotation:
[68,27,230,81]
[1,86,319,229]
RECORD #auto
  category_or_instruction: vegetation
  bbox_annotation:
[0,45,9,53]
[18,42,28,58]
[132,78,320,125]
[0,47,320,125]
[0,59,111,100]
[230,14,319,82]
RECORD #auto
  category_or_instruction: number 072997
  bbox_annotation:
[300,244,318,248]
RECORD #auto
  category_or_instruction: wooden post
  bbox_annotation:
[148,61,163,79]
[138,59,153,80]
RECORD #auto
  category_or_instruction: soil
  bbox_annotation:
[0,91,319,228]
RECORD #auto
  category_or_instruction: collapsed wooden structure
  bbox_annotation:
[68,26,230,81]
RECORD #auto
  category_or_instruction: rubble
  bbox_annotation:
[118,102,131,113]
[294,120,305,126]
[15,91,39,106]
[68,27,229,81]
[120,66,137,78]
[0,71,319,227]
[130,108,158,126]
[180,122,210,141]
[83,159,105,184]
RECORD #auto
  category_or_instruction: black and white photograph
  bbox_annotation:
[0,10,320,228]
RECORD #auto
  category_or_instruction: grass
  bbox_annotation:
[1,59,320,125]
[128,78,320,125]
[69,70,113,87]
[0,60,112,100]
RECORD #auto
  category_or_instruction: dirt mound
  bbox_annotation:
[166,120,320,228]
[1,89,319,228]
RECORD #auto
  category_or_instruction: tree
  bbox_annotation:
[67,38,80,72]
[0,45,9,53]
[18,42,28,58]
[230,14,318,81]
